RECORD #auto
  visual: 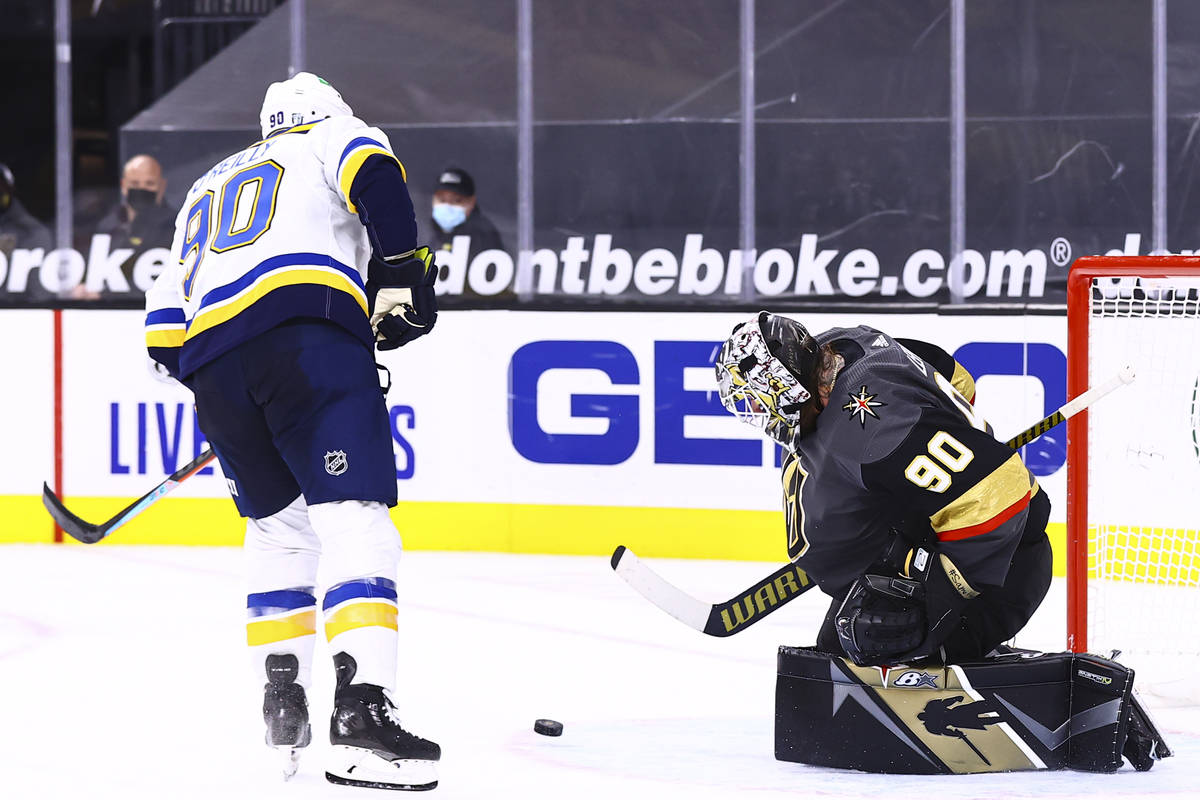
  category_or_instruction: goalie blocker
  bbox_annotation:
[776,647,1170,774]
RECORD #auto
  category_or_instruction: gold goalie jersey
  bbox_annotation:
[144,116,404,378]
[782,326,1039,597]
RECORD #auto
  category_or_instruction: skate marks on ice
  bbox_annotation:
[0,546,1197,799]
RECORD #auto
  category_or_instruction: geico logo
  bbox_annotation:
[509,339,1068,474]
[951,341,1065,476]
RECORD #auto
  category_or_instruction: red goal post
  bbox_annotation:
[1066,254,1200,656]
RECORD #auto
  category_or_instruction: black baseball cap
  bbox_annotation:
[434,167,475,198]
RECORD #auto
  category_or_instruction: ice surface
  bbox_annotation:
[0,546,1194,799]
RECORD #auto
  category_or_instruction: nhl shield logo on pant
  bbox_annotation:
[324,450,348,476]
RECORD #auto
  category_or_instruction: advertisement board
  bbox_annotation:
[1,309,1068,568]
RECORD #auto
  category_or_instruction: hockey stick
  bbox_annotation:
[42,449,217,544]
[610,546,814,636]
[1004,365,1135,449]
[613,365,1137,637]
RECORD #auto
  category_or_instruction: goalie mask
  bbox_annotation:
[715,311,820,448]
[259,72,353,138]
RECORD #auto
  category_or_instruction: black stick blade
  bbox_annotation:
[701,562,814,637]
[41,483,107,544]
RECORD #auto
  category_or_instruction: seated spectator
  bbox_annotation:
[96,154,175,249]
[0,162,54,300]
[0,161,53,257]
[430,166,503,258]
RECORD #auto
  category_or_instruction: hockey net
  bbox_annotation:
[1067,255,1200,704]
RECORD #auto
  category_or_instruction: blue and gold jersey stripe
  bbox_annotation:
[173,252,373,378]
[186,252,367,341]
[336,136,406,213]
[145,307,186,349]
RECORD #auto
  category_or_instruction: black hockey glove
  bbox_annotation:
[835,545,979,667]
[834,573,926,664]
[366,246,437,351]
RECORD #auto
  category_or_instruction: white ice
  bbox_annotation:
[0,546,1195,800]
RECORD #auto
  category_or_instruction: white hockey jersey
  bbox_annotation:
[145,116,404,378]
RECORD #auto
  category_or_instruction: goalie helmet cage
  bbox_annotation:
[1067,255,1200,702]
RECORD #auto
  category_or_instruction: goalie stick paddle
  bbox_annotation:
[612,364,1137,637]
[42,449,217,544]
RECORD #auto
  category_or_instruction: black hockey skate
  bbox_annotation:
[325,652,440,791]
[262,654,311,780]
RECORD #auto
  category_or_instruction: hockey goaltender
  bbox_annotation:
[714,312,1170,774]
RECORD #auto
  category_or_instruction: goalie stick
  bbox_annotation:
[612,365,1136,636]
[42,449,217,544]
[1005,364,1135,449]
[610,545,813,636]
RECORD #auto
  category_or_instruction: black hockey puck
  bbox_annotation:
[534,718,563,737]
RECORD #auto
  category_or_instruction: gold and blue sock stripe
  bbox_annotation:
[246,588,317,647]
[336,136,405,213]
[322,577,398,641]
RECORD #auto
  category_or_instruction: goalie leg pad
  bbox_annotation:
[775,647,1170,774]
[1122,692,1172,770]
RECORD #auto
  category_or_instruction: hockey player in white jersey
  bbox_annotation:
[145,73,439,790]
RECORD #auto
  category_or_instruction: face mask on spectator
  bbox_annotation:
[126,188,158,211]
[432,202,467,232]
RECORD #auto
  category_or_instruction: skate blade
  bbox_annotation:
[272,746,303,781]
[325,745,438,791]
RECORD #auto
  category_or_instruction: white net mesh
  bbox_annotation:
[1087,274,1200,701]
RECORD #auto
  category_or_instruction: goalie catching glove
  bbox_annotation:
[366,246,438,351]
[834,540,980,667]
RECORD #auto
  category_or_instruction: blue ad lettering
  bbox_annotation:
[509,341,639,465]
[390,405,416,480]
[156,403,184,474]
[192,408,214,475]
[953,342,1066,476]
[654,341,761,466]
